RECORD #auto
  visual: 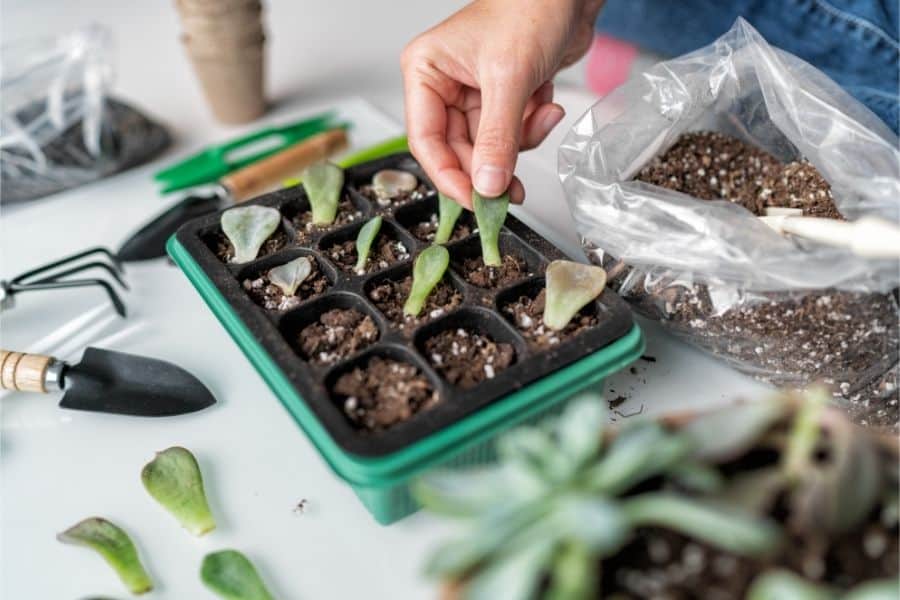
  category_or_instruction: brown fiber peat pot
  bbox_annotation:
[169,153,641,523]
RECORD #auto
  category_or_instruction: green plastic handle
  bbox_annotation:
[282,135,410,188]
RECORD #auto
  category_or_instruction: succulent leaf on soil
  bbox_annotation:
[302,161,343,225]
[472,190,508,267]
[268,257,313,297]
[435,193,464,244]
[543,260,607,331]
[747,570,899,600]
[221,206,281,263]
[201,549,274,600]
[141,446,215,537]
[354,216,383,274]
[57,517,153,595]
[403,245,450,316]
[372,169,417,199]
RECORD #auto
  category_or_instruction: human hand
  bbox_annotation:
[401,0,602,207]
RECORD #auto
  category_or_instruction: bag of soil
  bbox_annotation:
[1,24,170,204]
[558,19,900,430]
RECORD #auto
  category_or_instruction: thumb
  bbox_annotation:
[472,74,530,197]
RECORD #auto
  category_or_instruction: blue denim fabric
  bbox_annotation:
[596,0,899,133]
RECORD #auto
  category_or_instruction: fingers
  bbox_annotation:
[470,71,532,198]
[520,102,565,151]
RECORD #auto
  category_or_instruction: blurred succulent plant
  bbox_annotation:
[435,193,464,244]
[354,216,383,274]
[141,446,216,537]
[302,161,343,225]
[747,570,899,600]
[268,257,313,297]
[472,190,508,267]
[58,517,153,595]
[543,260,607,331]
[417,389,898,599]
[201,549,274,600]
[221,206,281,263]
[404,245,449,317]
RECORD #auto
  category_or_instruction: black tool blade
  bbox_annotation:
[59,347,216,417]
[117,193,221,262]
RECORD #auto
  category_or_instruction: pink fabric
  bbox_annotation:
[586,34,638,97]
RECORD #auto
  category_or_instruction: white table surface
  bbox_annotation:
[1,2,769,598]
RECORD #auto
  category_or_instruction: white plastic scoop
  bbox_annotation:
[759,212,900,259]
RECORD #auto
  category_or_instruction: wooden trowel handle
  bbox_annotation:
[222,128,349,202]
[0,350,58,393]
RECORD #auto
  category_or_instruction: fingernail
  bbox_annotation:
[474,165,510,197]
[541,106,565,133]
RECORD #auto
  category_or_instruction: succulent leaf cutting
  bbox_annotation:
[201,549,275,600]
[403,245,450,317]
[221,206,281,263]
[372,169,418,199]
[354,216,383,274]
[57,517,153,595]
[141,446,216,536]
[434,193,464,244]
[472,190,508,267]
[301,161,344,225]
[268,257,313,297]
[543,260,607,331]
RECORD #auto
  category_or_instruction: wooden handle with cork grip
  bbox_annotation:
[0,350,58,393]
[222,128,349,202]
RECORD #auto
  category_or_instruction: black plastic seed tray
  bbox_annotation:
[172,153,635,457]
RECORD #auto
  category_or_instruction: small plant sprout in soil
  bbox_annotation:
[301,161,343,225]
[416,388,899,599]
[221,205,281,263]
[371,169,418,206]
[472,190,509,267]
[57,517,153,595]
[354,216,382,274]
[543,260,607,331]
[141,446,216,537]
[201,549,275,600]
[403,245,450,317]
[435,193,464,244]
[268,256,313,297]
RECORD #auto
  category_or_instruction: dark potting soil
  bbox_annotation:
[622,131,900,431]
[368,275,463,334]
[295,308,378,365]
[325,234,411,275]
[332,356,439,432]
[212,228,289,263]
[423,328,515,389]
[410,213,473,243]
[359,181,431,210]
[458,254,529,289]
[502,288,600,349]
[242,260,329,311]
[290,197,363,244]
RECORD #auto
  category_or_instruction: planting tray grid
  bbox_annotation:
[171,154,636,459]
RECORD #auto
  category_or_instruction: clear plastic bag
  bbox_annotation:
[0,24,170,203]
[559,19,899,428]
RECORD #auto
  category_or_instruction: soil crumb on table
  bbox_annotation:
[296,308,378,365]
[333,357,438,432]
[424,327,515,389]
[242,259,329,311]
[212,229,289,263]
[368,275,463,334]
[502,288,600,349]
[325,234,410,275]
[291,197,363,244]
[458,254,529,289]
[359,179,432,210]
[410,213,473,243]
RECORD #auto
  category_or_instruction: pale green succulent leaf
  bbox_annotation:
[550,494,630,555]
[221,206,280,263]
[200,550,274,600]
[141,446,215,536]
[372,169,417,199]
[354,216,383,273]
[669,462,724,494]
[302,161,343,225]
[403,245,449,316]
[545,542,596,600]
[623,493,781,557]
[845,579,900,600]
[435,193,464,244]
[462,538,556,600]
[555,394,606,468]
[472,191,508,266]
[58,517,153,595]
[543,260,607,331]
[783,387,829,480]
[684,397,786,462]
[413,466,522,518]
[746,570,836,600]
[268,257,313,297]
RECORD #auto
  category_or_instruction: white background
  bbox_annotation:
[1,1,768,598]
